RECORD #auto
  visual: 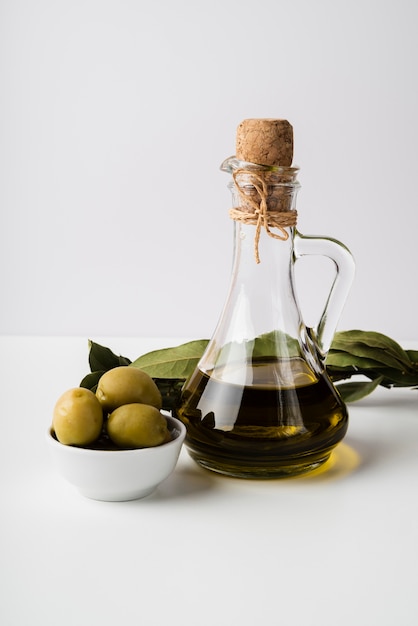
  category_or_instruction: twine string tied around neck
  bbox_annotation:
[229,169,298,264]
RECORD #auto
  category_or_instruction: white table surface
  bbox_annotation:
[1,336,417,626]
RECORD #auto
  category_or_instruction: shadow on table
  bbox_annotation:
[150,464,218,501]
[282,442,362,484]
[137,390,418,496]
[151,442,364,496]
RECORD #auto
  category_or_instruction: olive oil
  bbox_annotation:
[174,119,355,478]
[177,358,348,478]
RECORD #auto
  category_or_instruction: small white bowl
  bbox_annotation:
[46,414,186,501]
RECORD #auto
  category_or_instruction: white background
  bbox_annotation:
[1,0,417,344]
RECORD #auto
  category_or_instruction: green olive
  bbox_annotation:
[107,403,170,449]
[96,366,162,414]
[53,387,103,446]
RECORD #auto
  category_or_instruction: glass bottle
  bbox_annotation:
[177,119,355,478]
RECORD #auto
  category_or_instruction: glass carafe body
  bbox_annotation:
[177,157,355,478]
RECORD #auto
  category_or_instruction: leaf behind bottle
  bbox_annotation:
[252,330,301,358]
[131,339,209,379]
[325,351,385,369]
[88,340,131,372]
[332,330,412,368]
[79,370,105,392]
[336,375,385,403]
[406,349,418,365]
[213,331,301,369]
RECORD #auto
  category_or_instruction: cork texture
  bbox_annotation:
[236,119,293,167]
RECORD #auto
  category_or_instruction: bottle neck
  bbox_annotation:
[231,221,295,283]
[195,160,320,377]
[224,156,300,265]
[223,158,303,342]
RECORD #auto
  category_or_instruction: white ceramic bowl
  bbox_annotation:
[46,414,186,501]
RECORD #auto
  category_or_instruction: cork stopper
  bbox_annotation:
[236,118,293,167]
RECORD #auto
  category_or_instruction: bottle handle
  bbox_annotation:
[294,231,355,357]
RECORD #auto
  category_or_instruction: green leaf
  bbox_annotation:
[252,331,301,358]
[326,351,385,369]
[332,330,412,368]
[336,375,385,403]
[377,367,418,387]
[328,346,407,371]
[406,349,418,365]
[131,332,301,380]
[328,364,418,389]
[82,332,418,409]
[131,339,209,379]
[80,370,105,392]
[88,340,131,372]
[214,332,301,370]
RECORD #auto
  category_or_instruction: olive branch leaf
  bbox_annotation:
[80,331,418,410]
